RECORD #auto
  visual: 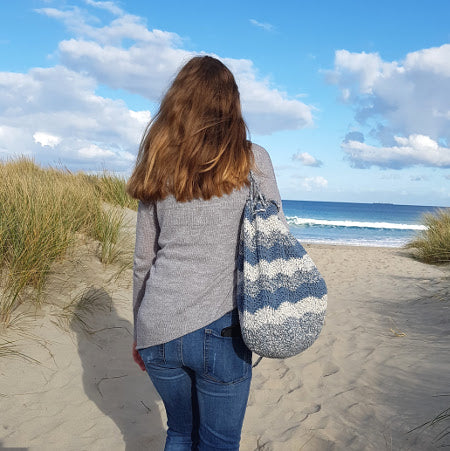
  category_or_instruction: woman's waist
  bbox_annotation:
[146,264,237,296]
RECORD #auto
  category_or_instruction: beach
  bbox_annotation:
[1,209,449,450]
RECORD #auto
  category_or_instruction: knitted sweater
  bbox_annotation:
[133,143,288,349]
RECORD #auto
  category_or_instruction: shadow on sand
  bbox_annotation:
[70,286,165,450]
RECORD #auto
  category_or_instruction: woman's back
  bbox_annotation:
[134,143,286,349]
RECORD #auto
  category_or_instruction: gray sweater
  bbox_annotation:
[133,143,287,349]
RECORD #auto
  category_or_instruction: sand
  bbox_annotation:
[1,209,449,450]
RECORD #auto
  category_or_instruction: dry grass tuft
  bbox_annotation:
[405,209,450,264]
[0,155,135,326]
[0,337,39,363]
[85,170,138,210]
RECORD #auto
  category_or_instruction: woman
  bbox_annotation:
[127,55,287,450]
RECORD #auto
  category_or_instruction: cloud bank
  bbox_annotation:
[343,134,450,169]
[0,65,148,171]
[329,45,450,169]
[49,6,311,134]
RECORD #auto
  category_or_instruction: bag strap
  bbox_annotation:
[247,170,258,204]
[247,170,265,369]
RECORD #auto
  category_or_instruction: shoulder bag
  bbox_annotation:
[237,171,327,361]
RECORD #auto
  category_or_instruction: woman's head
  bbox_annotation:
[127,55,253,202]
[163,56,242,134]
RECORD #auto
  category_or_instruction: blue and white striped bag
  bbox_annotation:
[237,171,327,359]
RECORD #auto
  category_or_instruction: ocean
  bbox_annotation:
[282,200,444,248]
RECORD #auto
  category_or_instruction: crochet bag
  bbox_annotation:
[237,171,327,359]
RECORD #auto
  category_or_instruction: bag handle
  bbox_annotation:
[248,170,279,213]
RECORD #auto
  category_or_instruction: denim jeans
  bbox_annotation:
[138,309,252,451]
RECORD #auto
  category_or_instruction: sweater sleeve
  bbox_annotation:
[252,144,289,230]
[132,200,160,341]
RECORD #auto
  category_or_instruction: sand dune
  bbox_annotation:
[1,211,449,450]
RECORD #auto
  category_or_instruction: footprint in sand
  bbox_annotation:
[322,362,340,377]
[287,381,304,394]
[296,404,322,423]
[303,404,321,415]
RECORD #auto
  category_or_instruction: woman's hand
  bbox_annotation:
[133,340,146,371]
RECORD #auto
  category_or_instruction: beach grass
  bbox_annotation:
[405,209,450,264]
[0,337,38,363]
[0,155,137,325]
[84,170,138,210]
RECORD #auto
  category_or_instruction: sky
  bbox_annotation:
[1,0,450,206]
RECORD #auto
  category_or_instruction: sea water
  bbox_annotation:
[282,200,444,247]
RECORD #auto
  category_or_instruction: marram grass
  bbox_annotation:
[85,171,138,210]
[405,209,450,264]
[0,156,137,325]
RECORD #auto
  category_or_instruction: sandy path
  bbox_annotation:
[1,226,449,450]
[240,245,449,451]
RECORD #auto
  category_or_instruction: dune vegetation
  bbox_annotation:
[0,156,137,326]
[406,209,450,264]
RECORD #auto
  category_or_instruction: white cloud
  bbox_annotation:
[226,57,313,133]
[39,5,312,134]
[37,7,181,46]
[249,19,274,32]
[33,132,62,148]
[78,144,115,158]
[329,44,450,167]
[404,45,450,76]
[301,176,328,191]
[0,125,34,157]
[57,36,188,99]
[84,0,124,16]
[0,66,150,171]
[36,7,99,39]
[342,134,450,169]
[292,151,323,167]
[129,110,151,123]
[330,50,399,95]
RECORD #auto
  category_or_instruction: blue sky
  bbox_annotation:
[1,0,450,206]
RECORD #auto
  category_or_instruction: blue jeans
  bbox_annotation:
[138,309,252,451]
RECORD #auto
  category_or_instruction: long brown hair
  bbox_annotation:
[126,56,253,202]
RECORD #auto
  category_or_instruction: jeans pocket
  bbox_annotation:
[204,328,252,384]
[138,344,166,369]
